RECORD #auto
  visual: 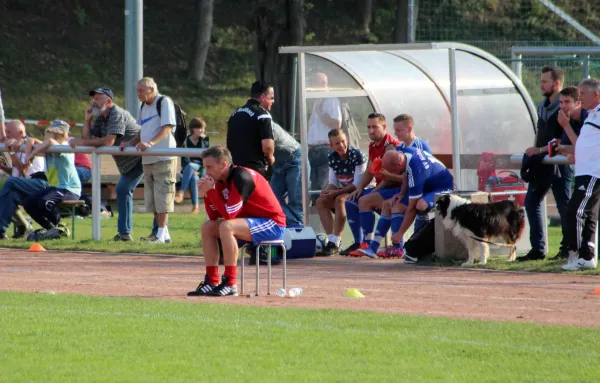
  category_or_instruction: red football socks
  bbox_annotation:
[206,266,220,285]
[224,265,237,286]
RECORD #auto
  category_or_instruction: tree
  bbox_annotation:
[251,0,306,130]
[188,0,215,82]
[394,0,419,43]
[361,0,373,33]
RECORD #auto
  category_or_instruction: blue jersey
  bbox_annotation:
[396,137,432,154]
[399,146,453,199]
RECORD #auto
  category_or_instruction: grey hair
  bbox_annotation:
[579,78,600,93]
[138,77,158,94]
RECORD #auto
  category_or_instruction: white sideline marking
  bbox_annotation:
[0,304,597,358]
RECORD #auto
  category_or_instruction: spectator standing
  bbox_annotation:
[555,86,587,158]
[70,88,143,242]
[562,78,600,271]
[270,121,303,228]
[227,81,275,179]
[175,117,210,213]
[518,66,572,262]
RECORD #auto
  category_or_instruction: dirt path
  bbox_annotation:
[1,248,599,327]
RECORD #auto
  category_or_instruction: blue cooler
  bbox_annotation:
[284,227,317,259]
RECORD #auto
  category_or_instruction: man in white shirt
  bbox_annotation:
[308,73,342,204]
[0,120,47,239]
[123,77,177,243]
[562,78,600,271]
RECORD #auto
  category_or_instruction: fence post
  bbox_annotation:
[91,152,102,240]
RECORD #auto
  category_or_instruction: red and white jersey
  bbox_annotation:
[204,165,286,227]
[368,133,400,184]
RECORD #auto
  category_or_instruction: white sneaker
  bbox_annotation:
[562,258,597,271]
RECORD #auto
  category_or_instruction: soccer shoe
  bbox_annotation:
[352,247,377,258]
[140,233,171,244]
[207,276,239,296]
[339,243,360,256]
[562,258,597,271]
[379,247,404,259]
[316,242,340,256]
[187,276,218,296]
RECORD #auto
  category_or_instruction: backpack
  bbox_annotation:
[404,218,436,261]
[140,96,188,147]
[340,102,362,149]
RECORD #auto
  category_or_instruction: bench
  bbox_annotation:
[59,200,85,240]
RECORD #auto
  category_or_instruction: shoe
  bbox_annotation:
[140,233,171,244]
[554,249,569,259]
[404,252,418,263]
[339,242,363,256]
[187,275,218,296]
[113,233,133,242]
[207,276,239,296]
[57,222,70,237]
[562,258,597,271]
[174,191,184,204]
[516,249,546,262]
[352,247,377,258]
[192,205,200,214]
[12,225,33,239]
[316,242,339,256]
[379,247,404,259]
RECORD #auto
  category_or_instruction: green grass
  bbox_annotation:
[0,291,599,382]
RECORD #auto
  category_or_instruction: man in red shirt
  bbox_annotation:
[342,113,400,256]
[187,145,286,297]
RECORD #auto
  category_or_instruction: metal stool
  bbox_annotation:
[59,200,85,240]
[240,240,287,296]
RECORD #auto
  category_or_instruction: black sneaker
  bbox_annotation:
[140,233,171,244]
[339,243,360,256]
[187,275,218,296]
[207,276,239,296]
[113,233,133,242]
[554,249,569,259]
[516,249,546,262]
[317,242,339,256]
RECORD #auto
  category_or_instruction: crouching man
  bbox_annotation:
[187,145,286,297]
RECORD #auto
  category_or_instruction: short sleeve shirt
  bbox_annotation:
[396,137,432,154]
[400,146,454,199]
[328,147,367,187]
[138,94,177,165]
[575,104,600,178]
[46,152,81,196]
[368,133,400,184]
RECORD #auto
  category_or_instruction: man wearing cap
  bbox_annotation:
[70,87,143,242]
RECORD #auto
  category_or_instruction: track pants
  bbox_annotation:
[565,175,600,261]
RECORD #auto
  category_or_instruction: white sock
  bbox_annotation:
[164,227,171,241]
[156,227,166,241]
[328,234,341,247]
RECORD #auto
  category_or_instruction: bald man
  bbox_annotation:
[356,147,454,259]
[0,120,47,240]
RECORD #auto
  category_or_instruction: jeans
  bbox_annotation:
[0,177,49,234]
[308,145,331,197]
[270,148,303,227]
[525,164,572,253]
[76,166,92,183]
[116,162,144,234]
[180,162,202,205]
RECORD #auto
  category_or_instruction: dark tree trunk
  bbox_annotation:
[188,0,214,81]
[362,0,373,33]
[394,0,419,43]
[252,0,305,132]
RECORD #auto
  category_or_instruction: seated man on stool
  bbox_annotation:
[187,145,286,297]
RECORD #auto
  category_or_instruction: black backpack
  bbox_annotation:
[140,96,188,147]
[404,218,436,261]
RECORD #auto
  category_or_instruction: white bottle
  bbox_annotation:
[288,288,303,297]
[276,288,286,297]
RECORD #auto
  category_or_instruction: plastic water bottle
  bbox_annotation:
[276,288,286,297]
[288,288,303,297]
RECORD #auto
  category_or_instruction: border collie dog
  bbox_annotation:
[436,194,526,266]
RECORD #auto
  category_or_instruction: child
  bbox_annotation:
[175,117,210,213]
[23,120,81,238]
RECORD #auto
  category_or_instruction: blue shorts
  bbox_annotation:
[401,188,454,209]
[242,218,285,246]
[348,186,402,204]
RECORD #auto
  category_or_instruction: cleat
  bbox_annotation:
[207,276,239,296]
[187,275,217,296]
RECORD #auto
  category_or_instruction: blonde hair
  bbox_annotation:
[45,128,67,141]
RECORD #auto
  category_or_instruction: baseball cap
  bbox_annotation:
[48,120,70,134]
[89,87,114,100]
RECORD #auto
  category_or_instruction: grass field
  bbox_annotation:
[1,291,599,382]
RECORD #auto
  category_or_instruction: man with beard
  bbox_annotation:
[517,66,572,262]
[70,88,143,242]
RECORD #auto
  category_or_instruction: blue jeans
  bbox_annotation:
[525,164,572,253]
[180,162,202,205]
[270,148,303,227]
[116,162,144,234]
[0,177,49,234]
[76,166,92,183]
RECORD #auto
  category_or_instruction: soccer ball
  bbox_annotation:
[315,233,328,252]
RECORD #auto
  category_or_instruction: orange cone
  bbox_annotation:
[28,243,46,252]
[590,287,600,296]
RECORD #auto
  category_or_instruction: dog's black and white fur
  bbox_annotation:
[436,194,526,266]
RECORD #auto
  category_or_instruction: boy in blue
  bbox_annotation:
[23,120,81,236]
[358,147,453,258]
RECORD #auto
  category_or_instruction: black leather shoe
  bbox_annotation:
[516,249,546,262]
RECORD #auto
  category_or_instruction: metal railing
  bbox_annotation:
[0,144,205,240]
